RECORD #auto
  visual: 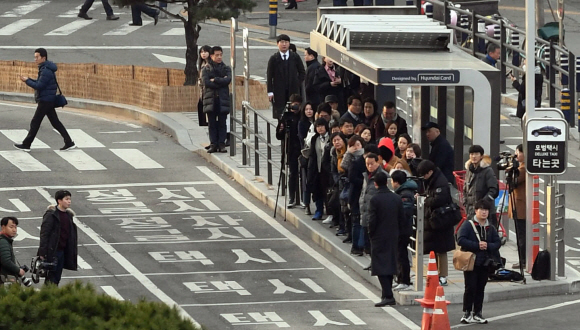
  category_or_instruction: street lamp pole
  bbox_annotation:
[525,0,536,272]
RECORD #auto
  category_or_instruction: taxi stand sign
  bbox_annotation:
[525,118,568,175]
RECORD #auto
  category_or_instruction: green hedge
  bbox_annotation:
[0,281,203,330]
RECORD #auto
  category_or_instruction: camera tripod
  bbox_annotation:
[274,124,289,221]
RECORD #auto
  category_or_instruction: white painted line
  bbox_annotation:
[0,151,50,171]
[0,181,214,192]
[500,124,512,127]
[200,199,220,211]
[99,130,141,134]
[77,255,92,269]
[181,298,370,307]
[46,20,96,36]
[110,149,163,169]
[161,27,183,35]
[66,129,106,148]
[300,278,325,293]
[1,1,50,17]
[101,286,124,300]
[197,166,420,330]
[0,129,50,148]
[55,150,107,171]
[104,20,152,35]
[340,310,366,325]
[0,19,41,35]
[146,267,325,276]
[112,141,155,144]
[35,187,200,327]
[9,199,30,212]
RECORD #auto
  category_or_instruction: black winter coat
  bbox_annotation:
[395,179,418,238]
[313,65,345,113]
[464,155,499,218]
[428,135,455,185]
[348,152,366,209]
[423,168,456,254]
[267,51,306,115]
[202,61,232,114]
[0,234,20,277]
[305,59,321,106]
[26,61,58,103]
[276,111,301,155]
[368,186,406,276]
[307,133,332,201]
[37,206,78,271]
[340,111,364,127]
[457,218,501,267]
[359,167,387,227]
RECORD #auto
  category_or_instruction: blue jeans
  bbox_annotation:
[81,0,113,16]
[45,250,65,286]
[333,0,347,6]
[131,4,158,25]
[363,0,373,4]
[207,97,228,146]
[375,0,394,4]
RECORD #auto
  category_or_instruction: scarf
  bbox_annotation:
[336,146,346,173]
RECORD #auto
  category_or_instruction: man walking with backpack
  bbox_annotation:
[16,48,75,152]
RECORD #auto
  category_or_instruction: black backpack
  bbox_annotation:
[531,250,550,280]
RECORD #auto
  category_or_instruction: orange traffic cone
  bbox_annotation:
[430,286,451,330]
[415,251,439,330]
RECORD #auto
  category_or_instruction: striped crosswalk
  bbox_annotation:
[0,1,49,18]
[0,129,164,172]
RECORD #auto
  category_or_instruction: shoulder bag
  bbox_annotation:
[54,78,68,108]
[453,220,480,271]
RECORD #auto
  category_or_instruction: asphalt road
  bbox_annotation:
[0,101,417,329]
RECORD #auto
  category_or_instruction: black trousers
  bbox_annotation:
[463,265,488,313]
[207,98,228,146]
[23,101,72,147]
[378,275,394,300]
[81,0,113,16]
[514,218,527,264]
[397,237,411,285]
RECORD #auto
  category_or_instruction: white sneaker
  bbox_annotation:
[460,311,472,324]
[471,312,488,324]
[439,276,448,286]
[322,215,333,224]
[393,284,411,291]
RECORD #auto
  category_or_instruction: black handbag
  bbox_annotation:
[54,79,68,108]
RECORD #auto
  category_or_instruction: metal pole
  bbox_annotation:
[525,2,536,272]
[269,0,278,39]
[414,196,425,293]
[546,176,556,280]
[556,183,565,277]
[535,0,545,30]
[243,28,250,103]
[230,18,236,155]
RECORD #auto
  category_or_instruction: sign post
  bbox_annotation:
[557,0,565,47]
[525,118,568,175]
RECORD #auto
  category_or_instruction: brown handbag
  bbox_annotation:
[453,220,480,271]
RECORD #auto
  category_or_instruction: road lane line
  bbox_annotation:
[110,149,163,169]
[66,129,106,148]
[35,187,201,327]
[46,20,96,36]
[0,129,50,148]
[101,286,124,300]
[1,1,49,17]
[197,166,420,330]
[0,19,41,35]
[0,151,50,171]
[104,20,152,35]
[60,268,325,279]
[450,299,580,328]
[181,298,370,307]
[78,255,92,269]
[55,149,107,171]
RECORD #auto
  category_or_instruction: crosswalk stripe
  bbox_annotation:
[161,28,183,36]
[0,129,50,149]
[67,129,106,148]
[0,151,50,171]
[77,255,92,269]
[110,149,163,169]
[46,19,96,36]
[54,149,107,171]
[58,3,101,18]
[104,21,152,35]
[101,286,124,300]
[0,1,50,18]
[0,19,41,35]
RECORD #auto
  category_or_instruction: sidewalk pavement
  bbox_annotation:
[1,89,579,305]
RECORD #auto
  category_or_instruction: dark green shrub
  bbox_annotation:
[0,281,203,330]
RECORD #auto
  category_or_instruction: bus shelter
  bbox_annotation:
[310,9,502,168]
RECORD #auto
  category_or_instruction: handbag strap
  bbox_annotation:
[468,220,481,242]
[55,77,63,96]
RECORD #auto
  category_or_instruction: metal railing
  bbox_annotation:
[427,0,577,127]
[229,100,285,188]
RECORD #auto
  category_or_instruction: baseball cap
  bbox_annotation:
[421,121,440,130]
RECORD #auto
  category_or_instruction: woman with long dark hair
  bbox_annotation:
[197,45,211,128]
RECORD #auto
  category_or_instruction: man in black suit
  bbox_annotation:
[422,122,455,185]
[267,34,306,118]
[304,47,321,106]
[340,95,364,126]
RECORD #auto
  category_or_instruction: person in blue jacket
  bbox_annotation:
[457,199,501,325]
[16,48,75,152]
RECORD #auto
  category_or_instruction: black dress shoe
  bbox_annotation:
[207,144,218,153]
[129,22,143,26]
[78,12,92,20]
[342,236,352,244]
[363,264,371,271]
[154,10,159,25]
[375,298,396,307]
[350,248,364,256]
[107,15,119,20]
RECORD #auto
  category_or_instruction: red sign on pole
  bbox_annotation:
[557,0,565,20]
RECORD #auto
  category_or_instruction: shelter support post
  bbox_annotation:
[454,86,465,171]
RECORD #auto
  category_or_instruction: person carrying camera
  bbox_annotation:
[457,199,501,324]
[276,94,303,208]
[38,190,78,286]
[0,217,27,284]
[464,145,499,228]
[508,144,526,268]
